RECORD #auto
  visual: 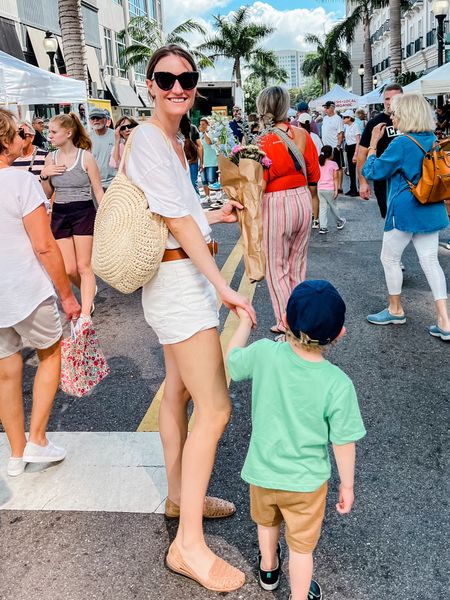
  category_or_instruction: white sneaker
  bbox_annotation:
[7,457,25,477]
[23,440,66,464]
[446,240,450,250]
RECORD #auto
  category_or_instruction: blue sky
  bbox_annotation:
[164,1,346,80]
[217,0,344,17]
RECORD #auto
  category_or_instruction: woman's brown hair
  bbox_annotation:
[0,108,18,153]
[50,112,92,150]
[115,115,139,138]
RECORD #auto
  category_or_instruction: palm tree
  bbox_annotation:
[327,0,388,93]
[198,7,275,87]
[58,0,88,91]
[118,17,213,69]
[246,52,288,87]
[389,0,402,77]
[302,33,352,94]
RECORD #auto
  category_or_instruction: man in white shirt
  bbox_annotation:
[89,109,116,190]
[342,109,361,197]
[321,101,344,192]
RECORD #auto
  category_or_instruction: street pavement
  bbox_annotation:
[1,193,450,600]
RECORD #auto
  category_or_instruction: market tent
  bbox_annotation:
[309,84,361,110]
[0,50,86,106]
[358,79,394,105]
[402,62,450,95]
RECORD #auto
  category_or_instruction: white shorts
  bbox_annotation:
[142,259,219,345]
[0,297,62,359]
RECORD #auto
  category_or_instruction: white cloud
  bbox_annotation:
[163,0,230,30]
[163,1,340,81]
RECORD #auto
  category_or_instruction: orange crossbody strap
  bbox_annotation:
[403,134,429,188]
[403,133,427,154]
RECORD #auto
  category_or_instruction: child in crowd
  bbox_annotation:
[317,145,346,235]
[226,280,366,600]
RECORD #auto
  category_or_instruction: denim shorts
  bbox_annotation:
[51,200,96,239]
[201,166,219,186]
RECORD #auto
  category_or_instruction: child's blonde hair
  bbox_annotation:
[285,326,336,352]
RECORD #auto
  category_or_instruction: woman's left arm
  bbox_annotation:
[84,151,105,204]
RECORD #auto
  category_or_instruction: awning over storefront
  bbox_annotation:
[105,77,142,107]
[0,18,25,61]
[136,85,152,108]
[26,27,51,71]
[85,45,103,90]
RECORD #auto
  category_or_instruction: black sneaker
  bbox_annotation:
[288,578,322,600]
[258,542,282,591]
[319,227,328,234]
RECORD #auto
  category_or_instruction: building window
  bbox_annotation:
[134,59,146,82]
[128,0,147,18]
[113,0,123,4]
[104,27,114,75]
[116,36,127,77]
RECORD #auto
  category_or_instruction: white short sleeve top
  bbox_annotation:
[126,124,212,249]
[0,168,55,327]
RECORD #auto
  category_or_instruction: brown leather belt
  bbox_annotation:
[162,240,218,262]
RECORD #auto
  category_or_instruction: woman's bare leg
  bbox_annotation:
[170,328,232,579]
[28,340,61,446]
[0,352,26,457]
[73,235,96,315]
[159,344,190,505]
[57,237,81,288]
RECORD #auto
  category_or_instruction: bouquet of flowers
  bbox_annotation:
[218,140,271,282]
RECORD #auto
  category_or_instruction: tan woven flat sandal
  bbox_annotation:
[165,496,236,519]
[166,542,245,592]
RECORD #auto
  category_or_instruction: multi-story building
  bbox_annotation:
[0,0,163,116]
[346,0,450,92]
[272,50,306,89]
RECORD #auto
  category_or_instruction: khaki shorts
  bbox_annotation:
[250,482,328,554]
[0,297,62,359]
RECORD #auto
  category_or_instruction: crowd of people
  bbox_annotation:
[0,41,449,600]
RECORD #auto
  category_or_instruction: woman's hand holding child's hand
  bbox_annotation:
[336,484,354,515]
[220,285,256,326]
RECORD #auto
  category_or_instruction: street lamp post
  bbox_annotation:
[358,64,365,95]
[43,31,58,73]
[432,0,449,107]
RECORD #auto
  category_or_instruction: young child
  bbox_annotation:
[317,146,346,235]
[226,280,366,600]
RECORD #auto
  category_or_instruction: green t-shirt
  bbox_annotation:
[227,339,366,492]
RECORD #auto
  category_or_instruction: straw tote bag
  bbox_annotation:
[92,126,168,294]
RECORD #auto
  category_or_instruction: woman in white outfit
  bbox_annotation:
[0,109,80,477]
[126,45,256,592]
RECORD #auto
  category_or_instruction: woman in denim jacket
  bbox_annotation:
[362,93,450,341]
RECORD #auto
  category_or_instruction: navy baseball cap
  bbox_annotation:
[286,280,346,345]
[296,101,309,111]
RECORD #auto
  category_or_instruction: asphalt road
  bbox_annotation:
[1,194,449,600]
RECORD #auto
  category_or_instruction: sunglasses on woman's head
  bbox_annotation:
[152,71,199,91]
[119,123,138,132]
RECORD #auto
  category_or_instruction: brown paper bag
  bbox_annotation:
[218,155,265,282]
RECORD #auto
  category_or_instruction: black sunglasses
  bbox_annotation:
[120,123,137,132]
[152,71,199,91]
[18,129,26,139]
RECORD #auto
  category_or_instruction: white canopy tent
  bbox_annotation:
[309,84,361,111]
[0,50,87,106]
[358,79,394,105]
[402,62,450,95]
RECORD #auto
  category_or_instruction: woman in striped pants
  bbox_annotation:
[257,87,320,333]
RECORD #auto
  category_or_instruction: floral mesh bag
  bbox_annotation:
[60,319,110,397]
